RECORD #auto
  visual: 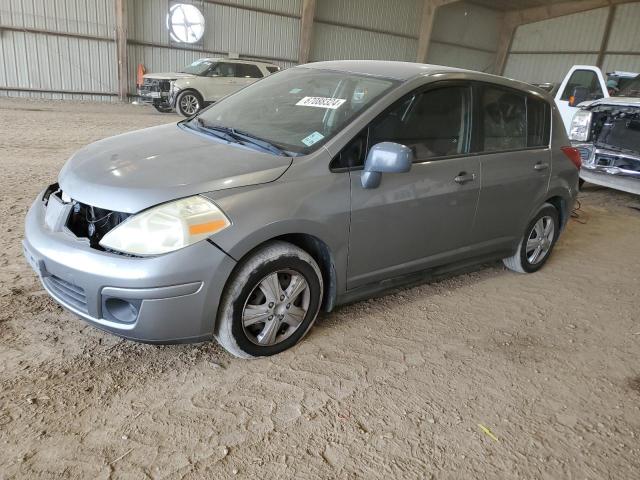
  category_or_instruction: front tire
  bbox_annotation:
[176,90,202,117]
[503,204,559,274]
[153,104,173,113]
[215,241,323,359]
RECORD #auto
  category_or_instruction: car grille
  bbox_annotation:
[44,275,88,313]
[140,78,171,93]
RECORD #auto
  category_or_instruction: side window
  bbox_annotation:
[369,86,471,160]
[560,70,603,101]
[330,130,367,170]
[527,96,551,147]
[266,66,280,74]
[208,62,236,77]
[236,63,263,78]
[481,86,526,152]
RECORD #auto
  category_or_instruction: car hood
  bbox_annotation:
[143,72,195,80]
[581,96,640,109]
[58,123,292,213]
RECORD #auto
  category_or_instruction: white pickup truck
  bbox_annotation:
[554,65,640,195]
[554,65,638,133]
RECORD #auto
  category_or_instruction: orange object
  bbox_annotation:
[136,64,146,88]
[189,220,227,235]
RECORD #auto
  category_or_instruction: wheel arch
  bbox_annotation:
[544,195,569,231]
[273,233,337,312]
[177,87,203,100]
[218,231,339,315]
[175,88,203,112]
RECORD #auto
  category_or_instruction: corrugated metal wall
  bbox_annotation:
[310,0,420,62]
[602,2,640,73]
[504,4,640,84]
[0,0,117,101]
[310,0,500,71]
[4,0,637,103]
[428,1,499,72]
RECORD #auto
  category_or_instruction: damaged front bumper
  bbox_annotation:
[575,143,640,195]
[23,192,237,343]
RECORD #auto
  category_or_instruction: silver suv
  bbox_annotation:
[138,57,280,116]
[23,61,580,358]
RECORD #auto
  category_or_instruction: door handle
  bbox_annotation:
[454,172,476,184]
[534,162,549,171]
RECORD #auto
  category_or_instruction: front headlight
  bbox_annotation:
[99,196,230,256]
[569,109,593,142]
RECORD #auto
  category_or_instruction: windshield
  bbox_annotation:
[616,75,640,97]
[181,59,214,75]
[194,67,398,154]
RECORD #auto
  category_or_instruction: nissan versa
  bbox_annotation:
[23,61,580,358]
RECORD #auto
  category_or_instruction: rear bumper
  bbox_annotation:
[23,195,236,343]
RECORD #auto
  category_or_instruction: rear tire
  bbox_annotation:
[503,204,559,274]
[176,90,202,117]
[215,241,323,359]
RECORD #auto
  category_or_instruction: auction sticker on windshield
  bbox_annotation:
[296,97,347,109]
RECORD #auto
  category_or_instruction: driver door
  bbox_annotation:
[346,85,481,289]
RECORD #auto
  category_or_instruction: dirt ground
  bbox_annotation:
[0,97,639,479]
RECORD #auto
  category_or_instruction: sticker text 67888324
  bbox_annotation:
[296,96,347,110]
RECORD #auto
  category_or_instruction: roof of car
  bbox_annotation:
[200,57,278,67]
[302,60,550,97]
[303,60,470,81]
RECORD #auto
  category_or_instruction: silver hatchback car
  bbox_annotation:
[23,61,580,358]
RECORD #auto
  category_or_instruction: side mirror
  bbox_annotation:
[361,142,413,189]
[569,86,589,107]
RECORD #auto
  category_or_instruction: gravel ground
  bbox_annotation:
[0,97,639,479]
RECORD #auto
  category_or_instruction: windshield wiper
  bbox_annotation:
[191,118,240,144]
[226,128,291,157]
[191,119,290,157]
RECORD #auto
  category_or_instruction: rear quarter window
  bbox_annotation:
[527,96,551,147]
[236,63,263,78]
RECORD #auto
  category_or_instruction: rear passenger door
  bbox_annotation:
[471,85,552,252]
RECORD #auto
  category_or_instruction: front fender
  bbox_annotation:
[202,169,351,298]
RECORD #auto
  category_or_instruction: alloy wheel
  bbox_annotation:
[179,94,199,115]
[525,215,555,264]
[241,269,310,346]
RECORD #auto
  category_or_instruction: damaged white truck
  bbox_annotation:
[557,65,640,195]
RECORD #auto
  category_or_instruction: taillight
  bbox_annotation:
[561,146,582,169]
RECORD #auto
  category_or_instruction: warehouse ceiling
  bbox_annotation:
[468,0,588,11]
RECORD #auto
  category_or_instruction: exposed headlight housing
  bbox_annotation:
[569,109,593,142]
[99,196,230,256]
